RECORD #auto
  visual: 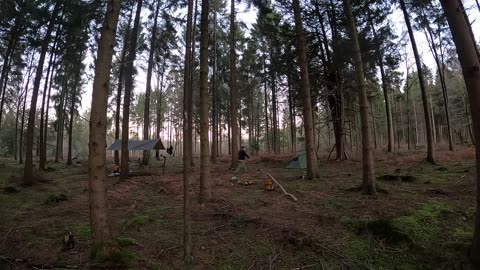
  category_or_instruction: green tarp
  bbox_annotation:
[286,151,307,169]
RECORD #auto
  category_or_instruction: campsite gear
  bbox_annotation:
[286,151,307,169]
[230,176,237,185]
[264,178,275,191]
[241,180,255,186]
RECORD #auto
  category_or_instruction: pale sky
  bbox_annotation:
[78,1,480,114]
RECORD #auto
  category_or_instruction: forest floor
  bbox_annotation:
[0,147,477,270]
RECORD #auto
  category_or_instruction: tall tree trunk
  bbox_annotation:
[406,70,411,150]
[88,0,121,257]
[439,0,480,266]
[199,0,210,204]
[229,0,239,169]
[142,0,161,165]
[292,0,319,179]
[55,78,67,163]
[24,3,60,185]
[0,29,19,131]
[39,31,59,170]
[372,25,394,152]
[183,0,194,263]
[263,55,270,152]
[399,0,435,163]
[344,0,376,194]
[288,77,296,153]
[67,71,79,166]
[270,51,278,153]
[156,60,166,158]
[430,94,437,144]
[189,0,198,168]
[115,10,133,166]
[18,55,35,164]
[422,21,454,151]
[43,61,55,163]
[121,0,143,179]
[210,3,218,162]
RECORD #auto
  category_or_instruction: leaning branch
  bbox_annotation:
[266,173,298,202]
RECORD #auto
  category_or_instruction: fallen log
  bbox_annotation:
[265,173,298,202]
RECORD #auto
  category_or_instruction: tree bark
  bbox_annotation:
[422,20,454,151]
[344,0,376,194]
[439,0,480,266]
[88,0,121,255]
[55,77,67,163]
[292,0,319,179]
[67,68,80,166]
[229,0,239,169]
[18,55,35,164]
[210,2,218,162]
[399,0,435,163]
[121,0,143,179]
[371,23,394,152]
[199,0,210,204]
[142,0,161,165]
[263,55,270,152]
[114,10,133,166]
[24,3,60,185]
[39,30,59,170]
[0,25,19,131]
[183,0,194,263]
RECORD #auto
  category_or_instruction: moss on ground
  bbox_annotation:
[343,200,472,269]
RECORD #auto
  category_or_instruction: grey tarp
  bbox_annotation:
[107,139,165,151]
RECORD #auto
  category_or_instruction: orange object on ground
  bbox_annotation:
[264,178,275,191]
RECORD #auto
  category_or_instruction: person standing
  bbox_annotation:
[234,146,250,175]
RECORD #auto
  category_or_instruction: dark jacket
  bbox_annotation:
[238,149,250,160]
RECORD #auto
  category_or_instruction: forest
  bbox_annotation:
[1,0,480,269]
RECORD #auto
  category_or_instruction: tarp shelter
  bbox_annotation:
[107,139,165,151]
[286,151,307,169]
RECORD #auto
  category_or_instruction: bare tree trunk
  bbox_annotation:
[439,0,480,266]
[344,0,376,194]
[67,70,80,165]
[0,31,18,131]
[400,0,435,163]
[370,104,377,149]
[263,55,270,152]
[210,3,218,162]
[18,55,35,164]
[142,0,161,165]
[88,0,121,258]
[199,0,210,204]
[288,77,296,153]
[114,10,133,166]
[229,0,239,169]
[183,0,194,263]
[39,32,59,170]
[55,78,66,163]
[421,19,454,151]
[121,0,143,179]
[430,94,437,144]
[292,0,319,179]
[24,3,60,185]
[156,60,165,158]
